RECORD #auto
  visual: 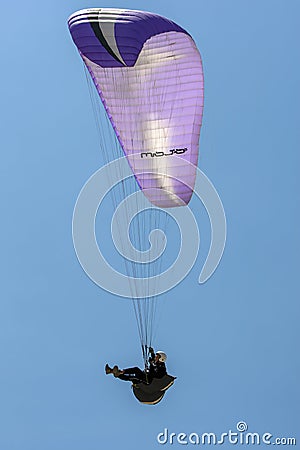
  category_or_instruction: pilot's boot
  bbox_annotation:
[112,366,123,377]
[105,364,114,374]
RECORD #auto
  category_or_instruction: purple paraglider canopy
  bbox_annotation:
[68,8,204,208]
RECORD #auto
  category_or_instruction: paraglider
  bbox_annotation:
[105,349,175,405]
[105,349,167,381]
[68,8,204,403]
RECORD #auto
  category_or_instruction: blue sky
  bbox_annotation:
[1,0,299,449]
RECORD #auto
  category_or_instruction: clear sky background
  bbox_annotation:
[1,0,299,449]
